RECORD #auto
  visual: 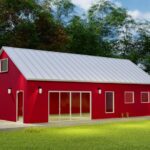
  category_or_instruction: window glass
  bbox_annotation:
[106,92,114,113]
[141,92,149,103]
[125,92,134,103]
[60,92,70,114]
[82,93,90,113]
[1,59,8,72]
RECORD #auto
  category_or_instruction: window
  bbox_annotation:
[105,91,114,113]
[141,92,149,103]
[0,59,8,73]
[124,92,134,104]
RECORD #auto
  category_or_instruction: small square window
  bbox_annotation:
[141,92,149,103]
[0,59,8,73]
[124,92,134,104]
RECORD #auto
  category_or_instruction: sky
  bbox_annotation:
[72,0,150,20]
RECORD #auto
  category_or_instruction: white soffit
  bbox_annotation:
[1,46,150,84]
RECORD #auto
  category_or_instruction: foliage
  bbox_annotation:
[66,16,112,56]
[135,22,150,72]
[0,0,68,51]
[0,0,150,72]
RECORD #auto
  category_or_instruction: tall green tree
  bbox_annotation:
[34,11,68,50]
[42,0,75,24]
[134,21,150,72]
[88,0,132,57]
[0,0,68,51]
[67,16,98,55]
[0,0,150,73]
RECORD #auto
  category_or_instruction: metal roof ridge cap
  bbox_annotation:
[1,46,130,62]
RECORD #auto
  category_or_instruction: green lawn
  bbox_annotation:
[0,120,150,150]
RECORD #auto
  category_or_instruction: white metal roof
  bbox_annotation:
[1,46,150,84]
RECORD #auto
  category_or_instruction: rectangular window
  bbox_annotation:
[141,92,149,103]
[0,58,8,73]
[124,92,134,104]
[105,91,114,113]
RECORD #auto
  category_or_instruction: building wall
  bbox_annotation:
[0,51,27,122]
[0,50,150,123]
[26,81,150,123]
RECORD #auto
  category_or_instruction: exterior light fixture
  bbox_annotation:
[98,88,102,94]
[8,88,12,94]
[38,87,42,94]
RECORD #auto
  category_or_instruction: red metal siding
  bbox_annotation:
[26,81,150,123]
[0,51,27,122]
[0,50,150,123]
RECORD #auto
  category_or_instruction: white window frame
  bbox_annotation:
[124,91,135,104]
[105,91,115,114]
[0,58,8,73]
[141,92,150,103]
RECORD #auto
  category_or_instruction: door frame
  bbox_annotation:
[16,90,24,122]
[48,91,92,122]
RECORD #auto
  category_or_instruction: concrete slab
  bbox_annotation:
[0,120,39,131]
[0,116,150,131]
[41,116,150,127]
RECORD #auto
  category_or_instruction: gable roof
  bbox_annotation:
[1,46,150,84]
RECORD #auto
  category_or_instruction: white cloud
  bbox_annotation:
[110,0,122,7]
[72,0,95,10]
[72,0,150,21]
[128,10,150,20]
[72,0,122,10]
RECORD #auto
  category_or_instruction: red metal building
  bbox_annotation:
[0,46,150,123]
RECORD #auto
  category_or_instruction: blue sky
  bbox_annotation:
[119,0,150,12]
[72,0,150,20]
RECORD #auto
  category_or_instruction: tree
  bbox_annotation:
[134,21,150,72]
[0,0,39,47]
[0,0,150,74]
[0,0,69,51]
[34,11,68,51]
[0,0,39,30]
[66,15,112,56]
[42,0,75,24]
[88,0,132,57]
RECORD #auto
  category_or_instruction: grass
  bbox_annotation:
[0,120,150,150]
